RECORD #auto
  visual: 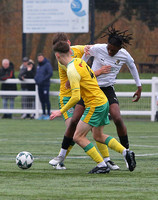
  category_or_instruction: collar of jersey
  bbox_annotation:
[67,59,74,67]
[71,48,74,56]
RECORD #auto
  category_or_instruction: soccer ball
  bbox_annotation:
[16,151,34,169]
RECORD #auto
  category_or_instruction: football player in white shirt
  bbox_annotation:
[50,28,141,171]
[84,27,142,150]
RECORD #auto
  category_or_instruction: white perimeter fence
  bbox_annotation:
[0,77,158,121]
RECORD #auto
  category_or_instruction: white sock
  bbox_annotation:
[97,161,107,168]
[59,148,67,158]
[104,157,110,163]
[122,149,129,168]
[122,149,127,157]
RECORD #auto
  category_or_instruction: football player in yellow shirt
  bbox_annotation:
[50,41,136,173]
[51,33,86,170]
[53,33,85,125]
[49,33,119,170]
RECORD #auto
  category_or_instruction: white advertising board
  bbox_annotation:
[23,0,89,33]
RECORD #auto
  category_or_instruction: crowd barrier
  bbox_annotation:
[0,78,158,121]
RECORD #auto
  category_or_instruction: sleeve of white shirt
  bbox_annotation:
[89,44,99,57]
[82,54,91,63]
[126,55,141,87]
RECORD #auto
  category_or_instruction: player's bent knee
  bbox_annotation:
[93,135,101,142]
[73,134,79,143]
[113,116,123,125]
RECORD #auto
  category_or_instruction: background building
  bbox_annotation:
[0,0,158,71]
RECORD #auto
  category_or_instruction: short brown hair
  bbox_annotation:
[53,41,70,53]
[53,33,68,45]
[37,53,44,57]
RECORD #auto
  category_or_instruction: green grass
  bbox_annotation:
[0,119,158,200]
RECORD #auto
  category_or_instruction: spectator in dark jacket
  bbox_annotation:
[18,58,36,119]
[0,59,17,119]
[34,53,53,120]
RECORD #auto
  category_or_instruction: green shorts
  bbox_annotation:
[58,96,75,120]
[81,102,110,127]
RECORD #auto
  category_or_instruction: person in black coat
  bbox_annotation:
[18,59,36,119]
[0,59,17,119]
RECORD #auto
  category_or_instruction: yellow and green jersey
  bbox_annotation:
[60,58,108,114]
[58,45,85,97]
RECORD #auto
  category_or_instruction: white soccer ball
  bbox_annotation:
[16,151,34,169]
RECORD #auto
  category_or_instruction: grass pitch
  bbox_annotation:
[0,119,158,200]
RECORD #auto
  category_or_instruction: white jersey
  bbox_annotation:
[89,44,141,87]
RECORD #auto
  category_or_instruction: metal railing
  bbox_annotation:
[0,77,158,121]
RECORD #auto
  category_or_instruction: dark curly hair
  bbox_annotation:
[101,26,133,48]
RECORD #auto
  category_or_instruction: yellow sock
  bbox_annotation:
[96,141,109,158]
[65,145,74,157]
[105,136,125,154]
[83,143,104,164]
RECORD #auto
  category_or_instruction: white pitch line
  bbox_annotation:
[128,131,158,134]
[139,136,158,138]
[66,154,158,158]
[136,153,158,156]
[131,144,158,148]
[33,153,158,159]
[0,139,61,144]
[128,136,158,138]
[0,139,8,141]
[66,156,89,159]
[1,153,158,161]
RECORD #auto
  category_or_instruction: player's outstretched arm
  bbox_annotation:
[94,65,111,77]
[50,110,62,120]
[84,45,93,55]
[132,86,142,102]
